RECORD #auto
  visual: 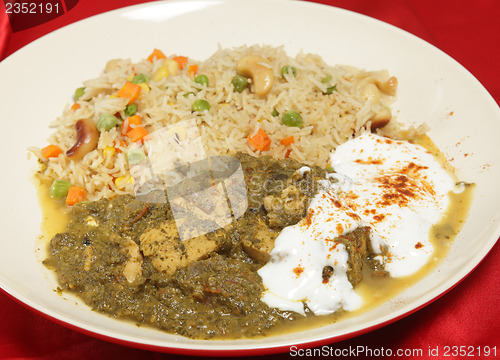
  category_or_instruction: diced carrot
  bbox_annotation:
[71,103,80,111]
[41,145,63,159]
[280,136,295,146]
[117,82,142,105]
[247,129,271,151]
[65,186,86,206]
[147,48,166,62]
[173,56,188,70]
[188,64,198,78]
[127,126,149,143]
[114,140,127,153]
[121,115,142,134]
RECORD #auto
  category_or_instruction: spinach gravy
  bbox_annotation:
[42,151,471,339]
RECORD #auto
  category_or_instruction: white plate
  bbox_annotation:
[1,0,499,355]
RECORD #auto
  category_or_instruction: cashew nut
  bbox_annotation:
[370,107,392,131]
[236,55,274,97]
[376,76,398,95]
[66,118,99,161]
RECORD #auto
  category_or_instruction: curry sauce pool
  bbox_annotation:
[41,148,472,339]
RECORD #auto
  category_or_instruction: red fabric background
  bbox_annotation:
[1,0,499,359]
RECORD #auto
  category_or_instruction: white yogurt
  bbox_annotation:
[258,133,457,315]
[329,133,458,277]
[258,187,364,315]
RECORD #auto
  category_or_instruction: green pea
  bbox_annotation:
[321,75,337,94]
[281,65,297,79]
[271,109,279,117]
[326,166,335,172]
[321,75,332,84]
[127,148,145,164]
[74,87,85,101]
[184,92,196,98]
[131,73,149,84]
[324,84,337,95]
[282,110,303,128]
[231,74,248,93]
[192,99,210,112]
[97,113,119,132]
[194,74,209,87]
[124,103,137,117]
[50,179,71,199]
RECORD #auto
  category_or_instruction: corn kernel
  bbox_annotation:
[138,83,150,93]
[152,66,169,82]
[167,102,175,106]
[126,73,135,81]
[115,175,134,189]
[103,146,116,158]
[165,59,179,76]
[109,94,117,99]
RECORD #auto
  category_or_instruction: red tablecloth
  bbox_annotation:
[1,1,499,359]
